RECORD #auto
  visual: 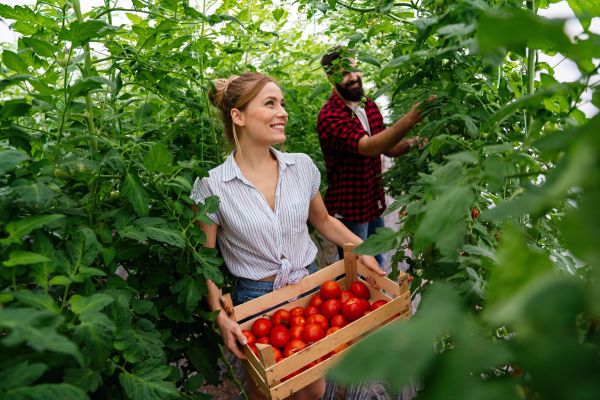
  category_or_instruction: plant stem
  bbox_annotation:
[525,0,537,137]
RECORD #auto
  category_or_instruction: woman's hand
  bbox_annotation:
[216,311,248,359]
[358,254,386,290]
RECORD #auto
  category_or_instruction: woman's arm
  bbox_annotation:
[200,222,247,359]
[307,193,386,278]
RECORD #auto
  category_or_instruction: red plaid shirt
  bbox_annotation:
[317,91,386,223]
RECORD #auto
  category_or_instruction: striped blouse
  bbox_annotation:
[190,148,321,290]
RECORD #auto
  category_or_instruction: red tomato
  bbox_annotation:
[358,298,370,314]
[289,325,304,341]
[282,369,302,382]
[251,318,272,338]
[289,315,306,327]
[256,336,270,345]
[242,330,256,346]
[326,326,340,336]
[301,323,325,343]
[342,298,365,321]
[471,207,480,219]
[306,314,329,330]
[272,347,283,363]
[370,299,388,311]
[330,314,348,328]
[269,325,290,349]
[283,339,306,357]
[320,280,342,300]
[320,299,342,320]
[303,305,319,318]
[340,290,354,304]
[290,306,304,317]
[350,281,370,299]
[249,343,258,356]
[271,309,291,327]
[309,294,324,308]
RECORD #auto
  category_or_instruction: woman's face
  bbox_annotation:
[236,82,288,146]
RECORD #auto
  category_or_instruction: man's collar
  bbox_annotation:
[222,147,295,182]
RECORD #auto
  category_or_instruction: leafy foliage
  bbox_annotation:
[0,0,328,398]
[325,0,600,398]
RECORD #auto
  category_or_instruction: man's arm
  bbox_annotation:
[357,103,422,158]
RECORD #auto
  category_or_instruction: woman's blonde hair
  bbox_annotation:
[208,72,277,150]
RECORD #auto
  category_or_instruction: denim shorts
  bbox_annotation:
[232,261,317,306]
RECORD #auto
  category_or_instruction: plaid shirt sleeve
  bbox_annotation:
[317,104,367,155]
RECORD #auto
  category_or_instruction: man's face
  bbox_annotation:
[331,59,364,102]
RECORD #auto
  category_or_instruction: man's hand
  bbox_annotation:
[409,95,437,123]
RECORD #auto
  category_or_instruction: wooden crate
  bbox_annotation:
[220,244,411,400]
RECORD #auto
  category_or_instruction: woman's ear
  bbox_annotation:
[231,108,245,127]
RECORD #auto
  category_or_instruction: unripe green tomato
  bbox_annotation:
[53,168,70,180]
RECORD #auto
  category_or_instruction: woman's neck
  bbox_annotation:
[234,143,276,171]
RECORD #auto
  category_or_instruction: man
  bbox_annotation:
[317,46,429,264]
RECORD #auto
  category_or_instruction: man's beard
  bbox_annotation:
[335,77,364,102]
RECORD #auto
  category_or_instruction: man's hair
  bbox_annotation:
[321,45,355,76]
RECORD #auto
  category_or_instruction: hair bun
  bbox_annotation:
[209,75,239,110]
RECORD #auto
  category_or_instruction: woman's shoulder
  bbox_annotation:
[281,151,314,167]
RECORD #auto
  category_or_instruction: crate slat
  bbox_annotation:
[269,346,348,400]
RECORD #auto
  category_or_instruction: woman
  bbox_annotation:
[191,72,385,400]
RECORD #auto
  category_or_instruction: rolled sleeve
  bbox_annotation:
[309,161,321,199]
[190,177,220,225]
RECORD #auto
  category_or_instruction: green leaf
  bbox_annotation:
[478,9,570,56]
[2,50,29,73]
[119,364,179,400]
[3,251,50,267]
[144,143,173,172]
[22,37,57,57]
[567,0,600,31]
[0,149,29,175]
[3,383,89,400]
[61,20,115,46]
[143,225,185,248]
[354,227,401,256]
[70,76,115,97]
[176,277,200,314]
[66,227,102,274]
[193,248,223,286]
[272,8,284,21]
[70,293,114,316]
[121,173,150,217]
[13,290,60,313]
[415,185,475,257]
[0,214,64,245]
[0,74,31,91]
[0,308,82,361]
[486,226,553,308]
[114,320,165,364]
[63,368,102,392]
[72,311,116,368]
[0,361,47,390]
[0,98,32,120]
